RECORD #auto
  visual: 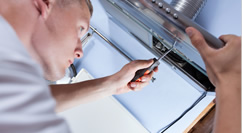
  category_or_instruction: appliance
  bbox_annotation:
[60,0,240,132]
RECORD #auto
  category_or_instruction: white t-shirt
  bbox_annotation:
[0,16,70,133]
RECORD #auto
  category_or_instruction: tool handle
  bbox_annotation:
[131,58,159,82]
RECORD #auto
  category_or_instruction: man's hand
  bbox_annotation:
[186,27,241,133]
[109,59,158,95]
[186,27,241,88]
[51,59,158,112]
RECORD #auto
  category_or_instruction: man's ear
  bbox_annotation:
[34,0,53,19]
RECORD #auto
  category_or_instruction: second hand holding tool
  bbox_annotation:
[130,40,177,82]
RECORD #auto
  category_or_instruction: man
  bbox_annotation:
[0,0,156,132]
[0,0,240,133]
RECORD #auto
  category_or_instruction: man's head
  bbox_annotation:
[57,0,93,16]
[30,0,93,81]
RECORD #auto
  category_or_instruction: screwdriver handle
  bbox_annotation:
[131,58,160,82]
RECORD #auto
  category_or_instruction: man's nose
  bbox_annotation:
[74,39,83,59]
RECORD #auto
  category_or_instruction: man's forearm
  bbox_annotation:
[50,76,114,112]
[213,82,241,133]
[50,59,156,112]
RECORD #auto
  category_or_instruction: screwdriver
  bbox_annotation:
[130,40,177,82]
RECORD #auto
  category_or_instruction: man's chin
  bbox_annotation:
[45,72,65,82]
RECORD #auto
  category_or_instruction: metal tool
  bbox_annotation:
[89,26,161,83]
[131,39,177,82]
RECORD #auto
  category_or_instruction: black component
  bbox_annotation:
[153,37,215,91]
[182,63,215,91]
[167,51,186,64]
[70,64,77,77]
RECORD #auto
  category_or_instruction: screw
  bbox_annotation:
[151,77,156,82]
[158,2,163,8]
[156,42,162,49]
[166,8,171,13]
[173,13,178,19]
[171,65,176,70]
[151,0,156,3]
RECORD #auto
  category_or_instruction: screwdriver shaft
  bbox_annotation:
[157,40,177,61]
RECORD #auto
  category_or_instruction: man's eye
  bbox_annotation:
[80,27,84,32]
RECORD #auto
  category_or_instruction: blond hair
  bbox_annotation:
[85,0,93,16]
[58,0,93,16]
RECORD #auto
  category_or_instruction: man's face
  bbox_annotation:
[32,1,90,81]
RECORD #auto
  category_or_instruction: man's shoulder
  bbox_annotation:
[0,16,31,61]
[0,16,71,133]
[0,16,44,78]
[0,15,47,97]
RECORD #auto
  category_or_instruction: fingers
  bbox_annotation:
[126,59,158,91]
[129,71,154,91]
[186,27,213,57]
[130,59,154,71]
[219,35,240,44]
[129,81,150,91]
[153,66,158,72]
[140,71,154,82]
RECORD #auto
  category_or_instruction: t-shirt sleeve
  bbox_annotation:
[0,16,71,133]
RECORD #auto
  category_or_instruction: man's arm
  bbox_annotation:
[186,27,241,133]
[51,59,158,112]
